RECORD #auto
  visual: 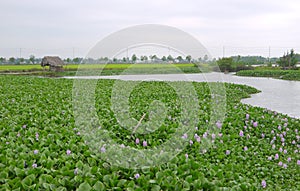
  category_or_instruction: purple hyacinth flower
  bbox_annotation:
[261,180,267,188]
[239,130,244,137]
[143,141,147,147]
[100,146,106,153]
[246,114,249,120]
[211,133,216,139]
[134,173,140,179]
[135,138,140,144]
[216,121,222,129]
[253,122,258,127]
[283,164,287,169]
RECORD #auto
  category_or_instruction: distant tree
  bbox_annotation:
[143,56,148,61]
[140,55,148,62]
[161,56,167,62]
[290,49,297,67]
[176,56,183,62]
[122,57,127,63]
[19,58,25,64]
[0,57,5,64]
[217,57,233,72]
[9,57,16,64]
[151,55,158,62]
[186,55,192,63]
[29,55,35,64]
[277,49,298,68]
[167,55,174,62]
[73,57,81,64]
[113,58,118,63]
[131,54,137,63]
[203,55,209,62]
[65,58,71,63]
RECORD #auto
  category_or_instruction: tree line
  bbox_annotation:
[216,49,299,72]
[1,51,299,69]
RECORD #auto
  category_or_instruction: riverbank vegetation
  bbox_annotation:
[236,68,300,81]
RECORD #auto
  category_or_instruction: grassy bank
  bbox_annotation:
[0,75,299,190]
[236,69,300,81]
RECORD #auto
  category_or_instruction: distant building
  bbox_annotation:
[41,56,65,71]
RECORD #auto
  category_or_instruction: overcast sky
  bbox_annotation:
[1,0,300,58]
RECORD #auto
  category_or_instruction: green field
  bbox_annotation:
[0,63,196,71]
[0,75,299,190]
[0,63,208,77]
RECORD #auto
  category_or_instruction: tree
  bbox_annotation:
[113,58,118,63]
[217,57,234,72]
[18,58,25,64]
[290,49,297,67]
[277,49,298,69]
[176,56,183,62]
[9,57,15,64]
[161,56,167,62]
[203,55,209,62]
[0,57,5,64]
[29,55,35,64]
[167,55,174,62]
[140,55,148,62]
[186,55,192,63]
[151,55,158,62]
[65,58,71,63]
[73,57,81,64]
[131,54,137,63]
[143,56,148,62]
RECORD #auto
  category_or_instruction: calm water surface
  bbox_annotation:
[65,73,300,118]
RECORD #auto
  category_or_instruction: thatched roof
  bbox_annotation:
[41,56,65,67]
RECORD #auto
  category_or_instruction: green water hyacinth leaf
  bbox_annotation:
[77,181,92,191]
[21,174,35,189]
[93,181,106,191]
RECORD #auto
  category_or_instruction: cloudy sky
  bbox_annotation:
[1,0,300,58]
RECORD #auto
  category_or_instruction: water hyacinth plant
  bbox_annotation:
[0,75,299,190]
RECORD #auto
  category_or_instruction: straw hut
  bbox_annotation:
[41,56,65,72]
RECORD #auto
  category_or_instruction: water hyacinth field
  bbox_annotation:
[0,75,299,190]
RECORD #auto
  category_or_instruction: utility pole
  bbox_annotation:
[268,46,271,63]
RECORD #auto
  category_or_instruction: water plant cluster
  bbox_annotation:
[0,76,299,190]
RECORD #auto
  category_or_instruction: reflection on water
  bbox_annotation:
[64,73,300,118]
